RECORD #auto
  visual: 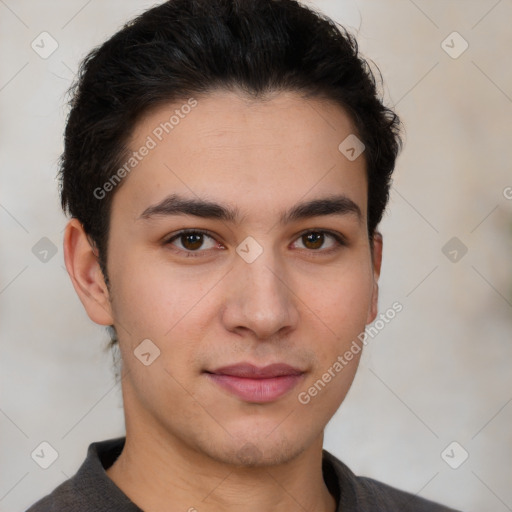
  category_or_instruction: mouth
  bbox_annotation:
[204,363,305,403]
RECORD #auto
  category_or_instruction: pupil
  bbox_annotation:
[183,233,203,250]
[304,232,323,249]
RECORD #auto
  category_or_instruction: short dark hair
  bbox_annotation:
[60,0,401,288]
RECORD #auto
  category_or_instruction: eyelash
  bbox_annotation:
[164,229,347,258]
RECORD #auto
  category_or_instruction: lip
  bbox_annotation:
[205,363,305,403]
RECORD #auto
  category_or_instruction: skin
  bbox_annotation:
[64,90,382,512]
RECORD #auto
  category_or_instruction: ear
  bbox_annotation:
[63,218,114,326]
[366,231,383,324]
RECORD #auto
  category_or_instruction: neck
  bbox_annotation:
[106,424,336,512]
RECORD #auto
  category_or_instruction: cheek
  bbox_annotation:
[302,258,374,338]
[110,258,212,398]
[294,264,370,418]
[295,255,373,407]
[108,253,211,345]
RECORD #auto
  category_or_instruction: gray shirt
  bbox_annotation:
[26,437,460,511]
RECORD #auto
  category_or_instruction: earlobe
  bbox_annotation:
[366,231,383,324]
[63,218,114,326]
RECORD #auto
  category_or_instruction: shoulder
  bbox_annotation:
[353,475,461,511]
[25,437,140,512]
[322,450,462,512]
[25,478,79,512]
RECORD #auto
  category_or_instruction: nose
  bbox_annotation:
[221,248,299,340]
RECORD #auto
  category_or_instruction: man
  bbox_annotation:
[27,0,459,510]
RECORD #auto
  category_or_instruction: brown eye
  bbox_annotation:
[292,230,344,252]
[302,231,325,250]
[180,232,204,250]
[167,230,218,252]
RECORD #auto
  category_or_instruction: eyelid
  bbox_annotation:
[291,228,347,252]
[294,228,347,244]
[164,228,347,257]
[164,229,222,253]
[166,228,218,241]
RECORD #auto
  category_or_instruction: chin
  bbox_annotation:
[198,425,312,468]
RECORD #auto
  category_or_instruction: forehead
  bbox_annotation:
[112,90,367,223]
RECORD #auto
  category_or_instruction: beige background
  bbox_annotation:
[1,1,511,511]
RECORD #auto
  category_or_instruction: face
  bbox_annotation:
[71,90,381,467]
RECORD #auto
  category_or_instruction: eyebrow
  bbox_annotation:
[138,193,362,224]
